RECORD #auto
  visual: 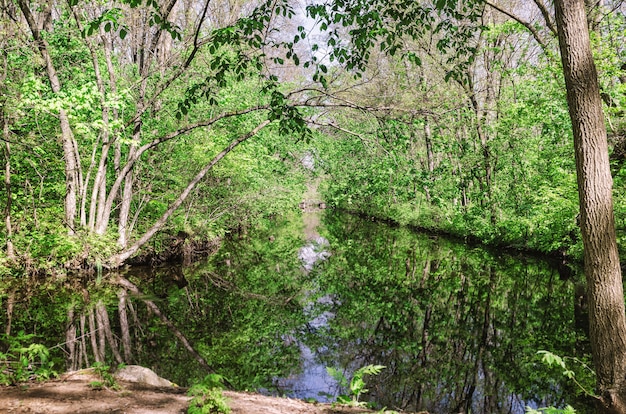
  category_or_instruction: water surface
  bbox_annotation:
[1,210,592,413]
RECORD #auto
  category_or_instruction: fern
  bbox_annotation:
[326,364,386,407]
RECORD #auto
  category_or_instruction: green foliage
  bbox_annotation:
[0,211,593,410]
[187,374,230,414]
[537,351,597,400]
[316,53,582,258]
[326,364,386,407]
[88,380,106,390]
[127,212,309,389]
[78,0,180,40]
[306,0,483,83]
[0,332,58,385]
[3,0,626,274]
[91,362,120,389]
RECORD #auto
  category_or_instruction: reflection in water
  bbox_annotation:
[293,211,591,413]
[277,234,335,400]
[298,237,331,272]
[1,211,592,413]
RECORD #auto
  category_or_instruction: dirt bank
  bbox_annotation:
[0,377,409,414]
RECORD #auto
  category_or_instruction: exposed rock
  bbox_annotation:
[114,365,175,387]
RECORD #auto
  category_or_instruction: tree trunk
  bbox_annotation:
[116,0,174,247]
[92,306,106,364]
[98,33,121,231]
[3,132,14,260]
[66,307,77,371]
[87,307,101,363]
[79,313,90,368]
[17,0,80,235]
[86,21,112,232]
[5,290,14,336]
[1,26,15,260]
[97,301,124,365]
[423,116,434,203]
[118,289,133,363]
[117,76,145,248]
[554,0,626,412]
[117,165,135,248]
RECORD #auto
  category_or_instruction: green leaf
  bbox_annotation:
[538,350,566,369]
[350,377,366,394]
[336,395,352,404]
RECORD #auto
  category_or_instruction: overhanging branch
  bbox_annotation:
[106,119,271,266]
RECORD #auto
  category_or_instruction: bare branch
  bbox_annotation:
[532,0,558,36]
[486,0,552,54]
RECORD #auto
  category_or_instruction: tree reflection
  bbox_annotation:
[302,211,592,413]
[0,211,593,413]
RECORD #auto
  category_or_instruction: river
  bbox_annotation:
[2,209,592,413]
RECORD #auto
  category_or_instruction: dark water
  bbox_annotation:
[275,211,591,413]
[1,210,593,413]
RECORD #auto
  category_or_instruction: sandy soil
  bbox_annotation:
[0,378,396,414]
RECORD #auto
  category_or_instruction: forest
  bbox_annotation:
[2,0,626,412]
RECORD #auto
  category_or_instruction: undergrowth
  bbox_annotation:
[187,374,230,414]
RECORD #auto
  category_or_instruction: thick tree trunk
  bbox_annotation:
[554,0,626,412]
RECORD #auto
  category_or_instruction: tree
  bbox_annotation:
[554,0,626,411]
